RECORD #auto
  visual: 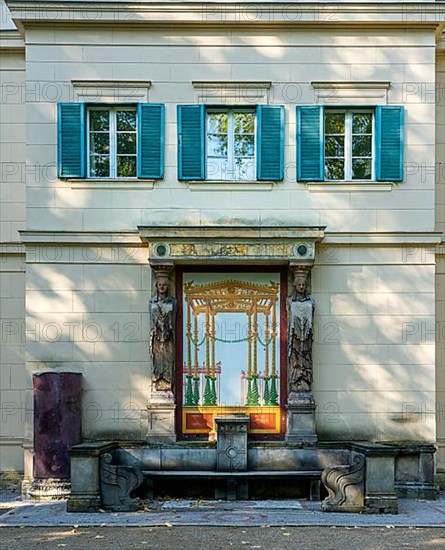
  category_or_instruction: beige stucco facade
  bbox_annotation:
[0,0,444,483]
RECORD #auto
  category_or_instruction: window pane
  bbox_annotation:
[352,135,372,157]
[206,157,228,180]
[235,158,255,180]
[89,111,109,132]
[325,113,345,134]
[90,133,109,155]
[234,112,255,134]
[352,113,372,134]
[325,158,344,180]
[89,155,110,178]
[325,135,344,157]
[352,158,372,180]
[116,111,137,132]
[207,134,228,157]
[207,113,228,134]
[117,133,136,154]
[117,156,137,177]
[235,135,254,157]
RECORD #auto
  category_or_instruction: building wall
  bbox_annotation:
[1,21,442,473]
[0,45,26,474]
[24,27,435,233]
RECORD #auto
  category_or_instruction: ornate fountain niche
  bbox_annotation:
[139,225,325,443]
[179,267,285,439]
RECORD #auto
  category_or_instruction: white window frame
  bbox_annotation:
[324,109,375,182]
[206,108,257,182]
[87,106,137,179]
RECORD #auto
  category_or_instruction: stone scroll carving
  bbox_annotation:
[100,453,143,512]
[149,265,177,393]
[287,266,315,405]
[321,452,365,513]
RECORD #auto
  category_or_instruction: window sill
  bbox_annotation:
[67,179,155,190]
[305,182,394,192]
[187,181,275,191]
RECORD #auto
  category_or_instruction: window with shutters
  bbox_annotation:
[57,103,164,180]
[324,110,374,181]
[87,107,137,178]
[206,109,256,181]
[297,105,404,183]
[177,104,284,182]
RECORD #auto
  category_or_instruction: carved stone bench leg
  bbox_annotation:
[321,452,365,513]
[100,453,143,512]
[144,478,154,500]
[310,479,321,501]
[237,480,249,499]
[227,478,237,500]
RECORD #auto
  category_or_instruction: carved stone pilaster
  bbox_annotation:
[100,453,143,512]
[322,452,365,513]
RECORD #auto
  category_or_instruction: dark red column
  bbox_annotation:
[33,372,82,479]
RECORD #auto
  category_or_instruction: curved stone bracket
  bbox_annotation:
[100,452,143,512]
[321,452,365,513]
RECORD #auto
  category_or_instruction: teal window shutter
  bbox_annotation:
[177,105,205,180]
[137,103,164,179]
[257,105,284,181]
[57,103,85,178]
[297,106,324,182]
[375,106,404,182]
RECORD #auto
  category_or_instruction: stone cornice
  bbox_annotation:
[138,225,326,241]
[6,1,445,27]
[0,30,25,52]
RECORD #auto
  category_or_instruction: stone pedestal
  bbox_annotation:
[215,415,249,499]
[350,442,399,514]
[286,396,317,444]
[67,442,117,512]
[394,443,438,499]
[216,415,249,471]
[146,400,176,444]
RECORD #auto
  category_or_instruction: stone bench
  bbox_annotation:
[142,469,323,500]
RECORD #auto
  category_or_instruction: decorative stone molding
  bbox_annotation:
[192,81,271,105]
[140,225,325,264]
[72,80,151,103]
[27,478,71,501]
[322,452,365,513]
[311,81,391,105]
[100,453,143,512]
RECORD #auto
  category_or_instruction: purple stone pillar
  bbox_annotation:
[29,372,82,499]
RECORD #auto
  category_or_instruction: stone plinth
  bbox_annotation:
[393,443,438,499]
[146,401,176,444]
[286,397,317,444]
[216,415,249,471]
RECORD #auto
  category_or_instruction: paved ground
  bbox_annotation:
[0,492,443,548]
[0,525,445,550]
[0,493,444,527]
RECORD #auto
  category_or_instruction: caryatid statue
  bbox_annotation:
[287,266,315,402]
[149,266,177,392]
